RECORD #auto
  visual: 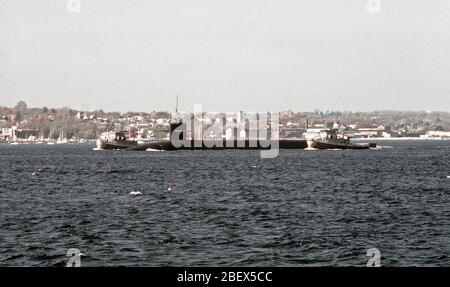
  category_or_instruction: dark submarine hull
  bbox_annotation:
[123,122,308,151]
[127,139,307,151]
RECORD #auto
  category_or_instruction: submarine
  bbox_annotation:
[97,122,309,151]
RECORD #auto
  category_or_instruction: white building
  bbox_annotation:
[420,131,450,139]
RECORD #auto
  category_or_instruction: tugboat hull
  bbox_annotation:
[311,140,373,150]
[96,139,138,150]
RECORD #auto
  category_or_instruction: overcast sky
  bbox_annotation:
[0,0,449,112]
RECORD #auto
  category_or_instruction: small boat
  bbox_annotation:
[306,129,376,150]
[96,131,138,150]
[56,131,68,144]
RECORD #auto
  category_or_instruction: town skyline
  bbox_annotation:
[2,100,449,143]
[2,100,450,114]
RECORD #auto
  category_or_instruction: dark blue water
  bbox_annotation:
[1,141,449,266]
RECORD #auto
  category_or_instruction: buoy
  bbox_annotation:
[130,191,142,196]
[167,185,173,192]
[447,176,450,179]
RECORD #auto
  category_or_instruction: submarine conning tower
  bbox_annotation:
[170,121,186,141]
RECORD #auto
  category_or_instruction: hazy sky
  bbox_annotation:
[0,0,449,112]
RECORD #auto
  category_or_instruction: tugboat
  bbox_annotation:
[306,129,375,150]
[96,131,138,150]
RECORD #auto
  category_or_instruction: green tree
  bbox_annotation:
[15,101,27,110]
